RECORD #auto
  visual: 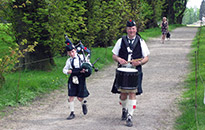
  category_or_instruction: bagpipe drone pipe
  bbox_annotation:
[64,34,100,77]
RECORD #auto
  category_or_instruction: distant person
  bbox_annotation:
[111,20,150,127]
[63,39,89,120]
[161,17,169,44]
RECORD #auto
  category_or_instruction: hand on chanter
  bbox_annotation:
[80,69,86,73]
[67,70,72,74]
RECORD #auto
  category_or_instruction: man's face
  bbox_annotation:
[67,49,76,58]
[126,26,137,38]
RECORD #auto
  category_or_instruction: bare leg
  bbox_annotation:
[162,34,165,43]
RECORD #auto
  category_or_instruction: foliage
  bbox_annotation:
[0,38,37,88]
[182,7,199,25]
[83,0,166,47]
[61,0,88,43]
[0,23,14,57]
[0,21,38,88]
[143,0,165,29]
[78,0,128,47]
[46,0,71,55]
[162,0,188,24]
[1,0,188,52]
[199,0,205,20]
[175,26,205,130]
[1,0,56,71]
[174,0,188,24]
[0,0,188,73]
[87,0,125,47]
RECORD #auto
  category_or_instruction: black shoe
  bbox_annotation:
[67,112,75,120]
[82,100,87,115]
[121,108,128,121]
[126,115,133,127]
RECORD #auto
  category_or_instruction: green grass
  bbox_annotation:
[90,47,114,69]
[139,24,184,41]
[0,48,114,115]
[0,56,67,109]
[175,26,205,130]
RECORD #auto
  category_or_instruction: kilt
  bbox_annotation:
[111,71,143,95]
[68,74,89,98]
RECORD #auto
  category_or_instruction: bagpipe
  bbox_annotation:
[65,34,99,77]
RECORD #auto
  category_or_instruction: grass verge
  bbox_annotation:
[175,26,205,130]
[0,47,113,117]
[139,24,184,41]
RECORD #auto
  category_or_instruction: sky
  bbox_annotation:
[186,0,203,8]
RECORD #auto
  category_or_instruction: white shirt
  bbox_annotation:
[112,37,150,57]
[63,54,84,75]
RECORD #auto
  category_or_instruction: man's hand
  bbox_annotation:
[131,60,141,66]
[113,54,128,65]
[67,70,72,74]
[118,57,128,65]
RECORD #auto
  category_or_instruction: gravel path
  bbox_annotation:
[0,27,198,130]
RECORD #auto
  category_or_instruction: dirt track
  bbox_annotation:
[0,27,198,130]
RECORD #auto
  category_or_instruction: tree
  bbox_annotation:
[144,0,165,28]
[162,0,187,24]
[0,40,37,87]
[7,0,56,71]
[0,0,9,23]
[83,0,128,47]
[182,7,199,24]
[46,0,66,56]
[200,0,205,20]
[174,0,188,24]
[63,0,87,42]
[126,0,146,31]
[1,0,191,69]
[91,0,124,47]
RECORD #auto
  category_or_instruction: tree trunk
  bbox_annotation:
[0,72,5,88]
[176,0,187,24]
[168,0,175,24]
[10,0,55,71]
[176,14,183,24]
[24,44,53,71]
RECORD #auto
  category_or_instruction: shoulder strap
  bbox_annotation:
[77,54,82,67]
[132,34,140,50]
[122,35,129,48]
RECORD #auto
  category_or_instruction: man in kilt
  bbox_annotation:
[111,20,150,127]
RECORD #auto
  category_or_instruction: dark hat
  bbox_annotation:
[65,38,75,51]
[127,19,136,27]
